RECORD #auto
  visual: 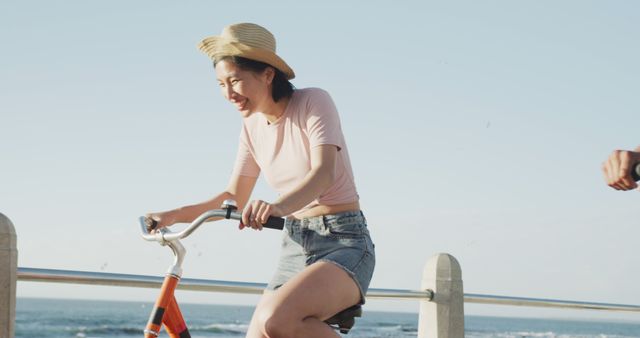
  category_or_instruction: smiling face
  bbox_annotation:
[215,59,275,118]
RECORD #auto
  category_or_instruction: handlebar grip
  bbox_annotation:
[146,218,158,231]
[263,216,285,230]
[632,162,640,182]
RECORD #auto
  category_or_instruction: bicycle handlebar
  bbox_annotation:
[139,200,285,244]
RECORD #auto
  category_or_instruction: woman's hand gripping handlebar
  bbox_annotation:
[139,199,285,244]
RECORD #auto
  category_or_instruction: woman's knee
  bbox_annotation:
[255,304,297,338]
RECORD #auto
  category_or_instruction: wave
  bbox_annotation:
[190,322,248,335]
[72,325,142,335]
[465,331,638,338]
[69,322,248,336]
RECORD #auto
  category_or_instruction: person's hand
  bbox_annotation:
[602,146,640,191]
[144,211,177,232]
[240,200,284,230]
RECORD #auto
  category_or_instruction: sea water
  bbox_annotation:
[15,298,640,338]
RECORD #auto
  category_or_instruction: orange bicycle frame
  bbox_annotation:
[144,273,190,338]
[144,274,190,338]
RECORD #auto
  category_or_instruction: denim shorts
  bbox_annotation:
[266,211,376,304]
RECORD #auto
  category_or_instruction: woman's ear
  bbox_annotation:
[263,67,276,85]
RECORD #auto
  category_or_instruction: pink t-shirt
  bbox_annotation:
[232,87,358,211]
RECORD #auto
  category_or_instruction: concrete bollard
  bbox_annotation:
[418,253,464,338]
[0,213,17,338]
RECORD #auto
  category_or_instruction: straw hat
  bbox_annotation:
[198,23,295,80]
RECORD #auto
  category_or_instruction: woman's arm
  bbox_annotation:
[147,174,258,228]
[274,144,337,214]
[243,144,337,227]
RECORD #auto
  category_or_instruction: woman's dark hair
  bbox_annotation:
[214,56,294,102]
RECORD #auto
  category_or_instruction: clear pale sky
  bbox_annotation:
[2,0,639,321]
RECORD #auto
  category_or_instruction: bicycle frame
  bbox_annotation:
[143,240,190,338]
[139,200,283,338]
[144,275,189,337]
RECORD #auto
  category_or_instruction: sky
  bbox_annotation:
[2,0,640,322]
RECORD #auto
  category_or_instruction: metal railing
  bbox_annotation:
[464,293,640,312]
[16,267,640,312]
[16,267,434,300]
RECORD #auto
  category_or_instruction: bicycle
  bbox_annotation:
[139,199,362,338]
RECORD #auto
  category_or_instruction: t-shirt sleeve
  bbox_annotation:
[231,124,260,178]
[305,89,345,150]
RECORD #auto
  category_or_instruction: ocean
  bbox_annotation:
[15,298,640,338]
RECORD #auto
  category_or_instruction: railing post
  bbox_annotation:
[418,253,464,338]
[0,213,17,338]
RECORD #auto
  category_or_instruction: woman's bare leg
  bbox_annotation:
[252,261,361,338]
[245,291,274,338]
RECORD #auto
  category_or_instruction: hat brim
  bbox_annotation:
[198,37,295,80]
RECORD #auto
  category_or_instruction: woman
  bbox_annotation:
[146,23,375,338]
